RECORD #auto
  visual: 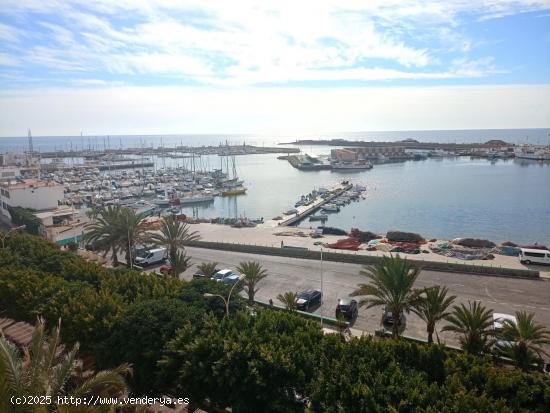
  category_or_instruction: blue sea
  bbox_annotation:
[0,128,549,152]
[1,129,549,245]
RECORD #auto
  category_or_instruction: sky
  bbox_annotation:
[0,0,549,136]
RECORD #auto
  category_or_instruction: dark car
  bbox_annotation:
[382,306,404,326]
[296,289,322,311]
[192,268,221,279]
[335,298,358,320]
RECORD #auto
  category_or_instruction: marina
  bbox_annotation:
[1,133,549,245]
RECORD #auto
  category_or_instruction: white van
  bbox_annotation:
[519,248,550,265]
[134,248,168,266]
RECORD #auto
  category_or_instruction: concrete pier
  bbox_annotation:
[279,183,353,226]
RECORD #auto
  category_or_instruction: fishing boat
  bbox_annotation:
[221,187,247,196]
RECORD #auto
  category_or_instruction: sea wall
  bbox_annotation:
[187,240,540,278]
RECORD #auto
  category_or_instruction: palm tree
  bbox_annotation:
[84,205,122,266]
[117,207,148,267]
[236,261,268,303]
[442,301,494,354]
[412,286,456,344]
[150,215,199,276]
[0,318,130,413]
[85,204,100,223]
[496,311,550,370]
[197,261,219,279]
[350,255,421,338]
[277,291,298,311]
[170,249,192,278]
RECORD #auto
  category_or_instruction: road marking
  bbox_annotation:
[484,285,497,302]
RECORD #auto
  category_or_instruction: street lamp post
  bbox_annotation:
[128,229,133,269]
[320,247,324,329]
[204,277,242,318]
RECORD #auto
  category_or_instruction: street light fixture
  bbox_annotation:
[203,276,243,318]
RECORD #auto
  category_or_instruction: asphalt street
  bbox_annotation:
[174,247,550,349]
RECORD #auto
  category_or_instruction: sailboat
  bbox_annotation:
[220,148,247,196]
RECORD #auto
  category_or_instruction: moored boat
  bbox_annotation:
[309,214,328,221]
[221,187,247,196]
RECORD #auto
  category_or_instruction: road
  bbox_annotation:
[172,247,550,350]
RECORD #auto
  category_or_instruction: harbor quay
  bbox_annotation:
[183,222,550,278]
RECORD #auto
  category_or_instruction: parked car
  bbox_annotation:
[296,289,322,311]
[335,298,358,320]
[213,269,241,285]
[159,264,172,274]
[382,306,404,326]
[493,313,517,331]
[193,267,221,279]
[134,248,168,266]
[493,312,517,348]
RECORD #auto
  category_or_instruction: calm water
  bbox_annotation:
[1,130,549,244]
[156,152,550,245]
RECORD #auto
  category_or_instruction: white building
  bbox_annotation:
[35,206,87,246]
[0,179,65,218]
[0,166,21,181]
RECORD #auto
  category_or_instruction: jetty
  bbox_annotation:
[279,183,353,226]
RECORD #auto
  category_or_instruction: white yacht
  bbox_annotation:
[332,161,373,170]
[514,145,550,160]
[179,194,215,205]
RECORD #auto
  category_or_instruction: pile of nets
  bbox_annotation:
[327,238,362,251]
[429,242,494,260]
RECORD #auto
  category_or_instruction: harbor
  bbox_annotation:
[1,134,549,246]
[274,182,360,226]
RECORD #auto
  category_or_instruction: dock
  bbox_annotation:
[279,183,353,226]
[38,144,301,159]
[41,161,155,172]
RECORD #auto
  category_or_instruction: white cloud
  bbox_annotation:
[0,53,20,67]
[3,0,547,85]
[1,84,548,136]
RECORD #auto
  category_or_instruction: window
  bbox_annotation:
[525,251,545,258]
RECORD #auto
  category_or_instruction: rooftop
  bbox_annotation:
[1,178,63,190]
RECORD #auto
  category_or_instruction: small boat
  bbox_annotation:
[321,204,339,212]
[284,208,298,215]
[309,214,328,221]
[221,187,247,196]
[153,196,170,208]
